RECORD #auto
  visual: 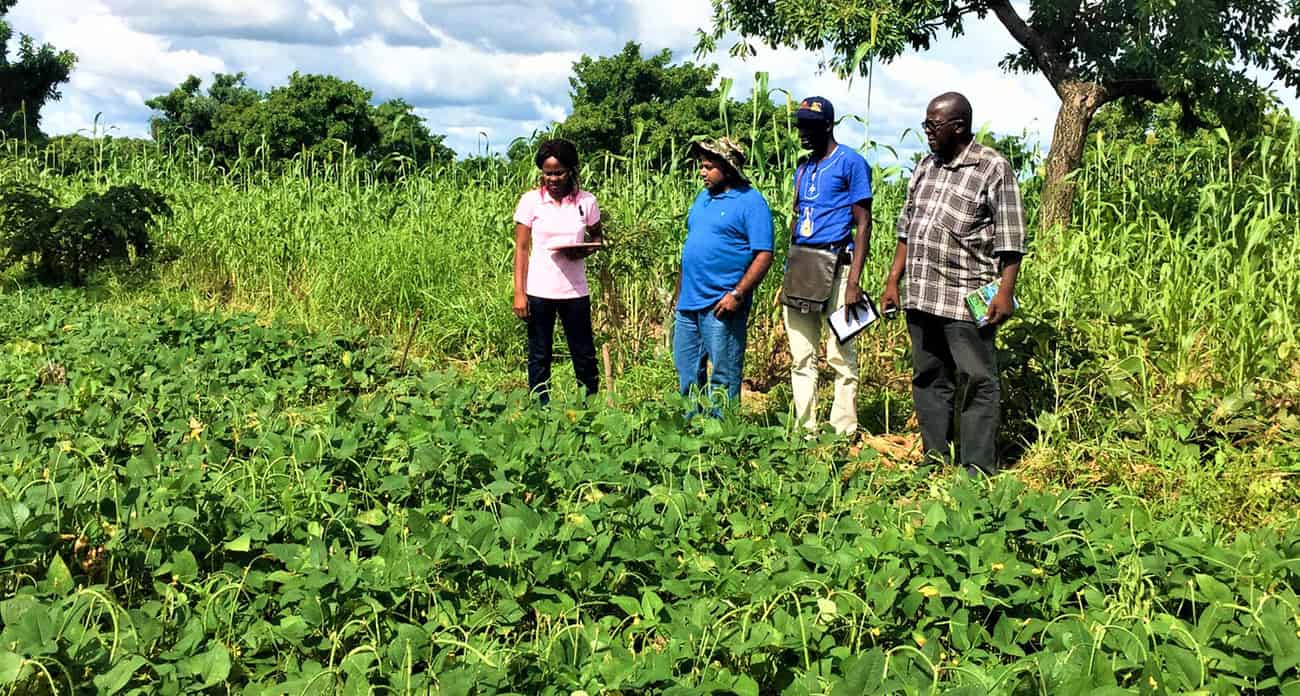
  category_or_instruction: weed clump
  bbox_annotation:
[0,183,171,285]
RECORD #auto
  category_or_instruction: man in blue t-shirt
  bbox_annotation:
[674,137,774,411]
[785,96,874,435]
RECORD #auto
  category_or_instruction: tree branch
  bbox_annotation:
[1105,78,1165,102]
[986,0,1068,88]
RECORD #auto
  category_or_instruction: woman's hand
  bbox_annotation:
[561,245,600,260]
[513,292,529,320]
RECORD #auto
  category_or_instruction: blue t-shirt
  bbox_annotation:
[792,145,873,247]
[677,185,774,312]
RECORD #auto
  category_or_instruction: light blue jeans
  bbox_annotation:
[672,302,750,414]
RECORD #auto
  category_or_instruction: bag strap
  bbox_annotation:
[790,162,807,244]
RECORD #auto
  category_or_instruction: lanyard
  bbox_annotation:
[793,145,839,242]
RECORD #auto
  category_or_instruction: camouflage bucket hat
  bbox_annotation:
[691,137,748,179]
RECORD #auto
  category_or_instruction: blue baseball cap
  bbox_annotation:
[795,96,835,123]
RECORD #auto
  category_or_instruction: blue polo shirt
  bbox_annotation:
[792,145,873,247]
[677,185,774,312]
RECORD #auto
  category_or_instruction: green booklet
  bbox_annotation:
[966,279,1018,327]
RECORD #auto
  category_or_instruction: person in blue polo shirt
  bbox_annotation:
[673,137,775,412]
[783,96,874,435]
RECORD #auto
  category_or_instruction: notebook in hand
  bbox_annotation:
[547,240,603,251]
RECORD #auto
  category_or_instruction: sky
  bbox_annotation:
[9,0,1298,162]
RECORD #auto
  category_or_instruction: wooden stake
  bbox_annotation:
[399,309,423,373]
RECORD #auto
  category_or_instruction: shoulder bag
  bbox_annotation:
[781,161,844,314]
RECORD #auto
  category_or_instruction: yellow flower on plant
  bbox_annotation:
[186,416,205,442]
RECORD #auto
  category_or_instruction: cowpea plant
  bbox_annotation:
[1,289,1298,694]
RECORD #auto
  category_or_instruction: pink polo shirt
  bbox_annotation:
[513,188,600,300]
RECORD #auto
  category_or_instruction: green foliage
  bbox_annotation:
[146,73,460,168]
[0,0,77,139]
[231,72,380,162]
[0,184,56,266]
[561,42,782,163]
[1,290,1299,693]
[701,0,1300,118]
[144,72,259,155]
[0,184,170,284]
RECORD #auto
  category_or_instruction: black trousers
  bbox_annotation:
[526,295,599,404]
[906,309,1001,474]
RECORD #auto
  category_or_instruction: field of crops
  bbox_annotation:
[1,114,1299,692]
[2,289,1299,694]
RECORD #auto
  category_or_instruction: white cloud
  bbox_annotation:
[624,0,713,53]
[10,0,1294,158]
[10,0,226,137]
[304,0,357,34]
[343,35,575,102]
[879,54,1057,146]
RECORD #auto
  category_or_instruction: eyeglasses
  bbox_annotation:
[921,118,961,132]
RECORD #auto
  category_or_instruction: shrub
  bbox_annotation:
[0,183,171,284]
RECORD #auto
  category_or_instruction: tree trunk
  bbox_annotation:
[1039,81,1108,232]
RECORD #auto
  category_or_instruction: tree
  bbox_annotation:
[146,73,461,166]
[561,42,779,163]
[371,99,455,166]
[0,0,76,139]
[701,0,1300,230]
[145,72,259,154]
[228,72,380,161]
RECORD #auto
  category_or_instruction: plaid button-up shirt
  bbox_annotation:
[895,142,1027,321]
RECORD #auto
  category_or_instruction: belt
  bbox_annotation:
[794,240,853,265]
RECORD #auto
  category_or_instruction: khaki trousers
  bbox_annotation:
[783,264,858,434]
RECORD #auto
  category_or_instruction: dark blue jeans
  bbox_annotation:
[672,303,750,413]
[906,309,1001,474]
[527,295,598,404]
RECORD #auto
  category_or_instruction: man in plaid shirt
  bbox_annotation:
[881,92,1027,475]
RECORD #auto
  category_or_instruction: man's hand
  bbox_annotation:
[512,292,529,320]
[844,283,864,309]
[880,281,900,314]
[713,291,741,317]
[985,287,1015,325]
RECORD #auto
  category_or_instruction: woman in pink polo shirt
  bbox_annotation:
[512,138,602,404]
